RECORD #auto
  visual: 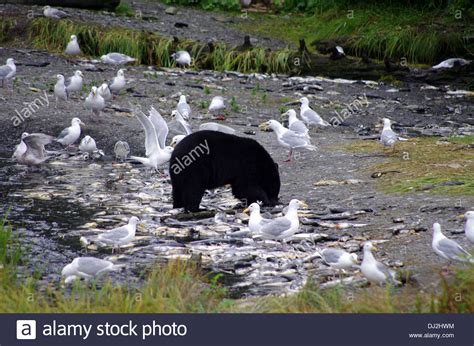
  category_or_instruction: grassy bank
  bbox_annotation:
[236,6,473,65]
[159,1,473,64]
[0,17,293,74]
[346,135,474,196]
[1,217,473,313]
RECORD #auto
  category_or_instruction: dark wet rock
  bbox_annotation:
[174,22,188,28]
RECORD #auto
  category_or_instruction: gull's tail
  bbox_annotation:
[305,144,317,151]
[398,137,408,141]
[130,155,148,165]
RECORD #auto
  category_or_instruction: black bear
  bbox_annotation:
[169,130,280,212]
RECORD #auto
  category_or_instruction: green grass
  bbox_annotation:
[236,6,473,64]
[115,3,134,17]
[346,136,474,195]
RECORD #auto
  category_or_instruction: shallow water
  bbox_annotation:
[1,153,333,297]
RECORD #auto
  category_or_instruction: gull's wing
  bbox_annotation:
[52,8,68,18]
[149,106,169,149]
[177,102,191,119]
[134,107,159,156]
[76,257,112,276]
[260,217,291,237]
[0,65,12,78]
[289,120,308,134]
[99,226,129,242]
[176,110,192,135]
[280,131,310,148]
[303,108,321,121]
[199,122,235,134]
[381,128,398,146]
[375,261,396,281]
[24,133,53,159]
[437,238,469,260]
[108,53,134,63]
[321,248,345,265]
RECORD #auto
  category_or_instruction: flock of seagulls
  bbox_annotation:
[6,5,473,286]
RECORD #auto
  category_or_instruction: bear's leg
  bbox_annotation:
[232,183,270,207]
[183,187,206,212]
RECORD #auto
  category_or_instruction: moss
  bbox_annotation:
[346,136,474,196]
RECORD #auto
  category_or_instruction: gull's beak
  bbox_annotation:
[284,100,300,106]
[259,122,269,130]
[80,121,85,126]
[456,214,465,219]
[137,222,146,231]
[372,245,379,251]
[300,201,309,209]
[243,208,250,214]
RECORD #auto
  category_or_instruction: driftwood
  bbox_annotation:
[1,0,119,10]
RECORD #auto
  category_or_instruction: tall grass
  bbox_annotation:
[0,216,23,284]
[237,6,473,64]
[24,18,292,74]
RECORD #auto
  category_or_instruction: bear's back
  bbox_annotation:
[170,130,279,193]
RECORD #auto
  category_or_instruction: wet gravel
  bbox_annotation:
[0,13,473,297]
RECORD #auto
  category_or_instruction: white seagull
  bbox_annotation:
[171,50,192,67]
[85,86,105,116]
[98,83,112,101]
[432,58,470,69]
[177,95,191,120]
[109,69,126,94]
[361,242,400,285]
[130,106,173,169]
[97,216,140,250]
[299,97,330,127]
[380,118,407,148]
[62,257,115,284]
[463,211,474,244]
[243,202,272,234]
[319,248,359,271]
[79,135,98,154]
[56,117,84,147]
[284,109,309,137]
[43,5,69,19]
[209,96,225,116]
[15,133,54,166]
[65,35,81,55]
[0,58,16,89]
[114,141,130,161]
[171,109,192,135]
[54,74,68,106]
[65,70,83,95]
[432,223,473,263]
[259,199,308,242]
[260,119,315,161]
[101,53,136,65]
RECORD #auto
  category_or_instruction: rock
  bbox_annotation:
[165,7,178,15]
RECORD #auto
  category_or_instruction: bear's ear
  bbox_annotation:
[274,162,279,169]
